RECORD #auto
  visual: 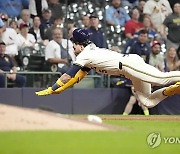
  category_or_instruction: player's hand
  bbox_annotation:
[35,87,54,96]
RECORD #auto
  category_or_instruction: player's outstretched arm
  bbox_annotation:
[35,65,89,96]
[53,69,88,94]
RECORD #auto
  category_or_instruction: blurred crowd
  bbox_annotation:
[0,0,180,88]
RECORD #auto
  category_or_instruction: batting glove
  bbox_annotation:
[35,87,54,96]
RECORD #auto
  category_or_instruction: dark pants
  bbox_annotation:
[0,74,26,88]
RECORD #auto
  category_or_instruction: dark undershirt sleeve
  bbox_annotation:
[81,67,91,72]
[66,64,91,77]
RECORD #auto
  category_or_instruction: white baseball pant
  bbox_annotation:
[120,54,180,108]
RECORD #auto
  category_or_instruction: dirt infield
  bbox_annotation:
[0,104,179,131]
[72,115,180,121]
[0,104,112,131]
[100,115,180,121]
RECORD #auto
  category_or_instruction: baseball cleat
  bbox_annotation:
[163,82,180,96]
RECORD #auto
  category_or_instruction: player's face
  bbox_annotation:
[73,43,83,56]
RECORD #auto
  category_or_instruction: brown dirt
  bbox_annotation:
[0,104,113,131]
[100,115,180,121]
[73,115,180,121]
[1,104,178,131]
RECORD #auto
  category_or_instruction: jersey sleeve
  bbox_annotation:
[73,50,91,67]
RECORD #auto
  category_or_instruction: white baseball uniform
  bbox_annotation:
[74,43,180,108]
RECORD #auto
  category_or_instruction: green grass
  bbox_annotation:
[0,116,179,154]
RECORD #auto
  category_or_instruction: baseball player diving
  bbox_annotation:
[36,28,180,108]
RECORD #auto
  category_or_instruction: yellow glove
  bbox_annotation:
[35,87,54,96]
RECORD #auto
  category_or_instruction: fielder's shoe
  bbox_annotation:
[163,82,180,96]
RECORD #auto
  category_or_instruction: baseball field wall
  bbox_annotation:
[0,88,179,115]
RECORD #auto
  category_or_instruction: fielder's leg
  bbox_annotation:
[123,95,137,115]
[134,89,149,115]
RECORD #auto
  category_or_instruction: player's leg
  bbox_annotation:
[134,89,149,115]
[132,79,168,108]
[122,55,180,85]
[123,95,137,115]
[138,102,149,115]
[122,56,180,97]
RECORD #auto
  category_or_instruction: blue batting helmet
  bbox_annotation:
[71,28,91,45]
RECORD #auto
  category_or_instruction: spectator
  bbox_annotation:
[45,28,73,74]
[63,18,76,39]
[0,14,19,66]
[163,2,180,50]
[137,0,146,22]
[17,23,36,50]
[0,41,26,87]
[9,20,19,34]
[134,16,158,42]
[106,0,130,26]
[0,0,29,18]
[88,15,108,48]
[82,15,90,28]
[18,9,33,28]
[40,9,53,33]
[143,0,172,34]
[29,0,48,18]
[164,47,180,71]
[124,29,150,63]
[121,0,139,9]
[149,40,165,71]
[124,8,143,39]
[62,19,76,61]
[44,16,63,40]
[29,16,45,43]
[48,0,64,21]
